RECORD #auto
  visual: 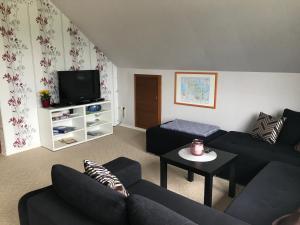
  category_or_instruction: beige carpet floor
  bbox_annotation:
[0,126,242,225]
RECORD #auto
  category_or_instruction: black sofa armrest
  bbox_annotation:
[20,186,103,225]
[103,157,142,187]
[19,186,53,225]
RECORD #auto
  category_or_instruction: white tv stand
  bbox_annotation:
[38,101,113,151]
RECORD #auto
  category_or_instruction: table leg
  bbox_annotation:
[229,162,236,198]
[187,170,194,182]
[204,175,213,207]
[160,159,167,188]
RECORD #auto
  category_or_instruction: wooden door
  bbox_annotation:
[135,74,161,129]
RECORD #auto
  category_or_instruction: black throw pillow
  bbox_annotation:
[278,109,300,145]
[127,194,197,225]
[51,164,128,225]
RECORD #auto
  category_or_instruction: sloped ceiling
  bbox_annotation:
[52,0,300,72]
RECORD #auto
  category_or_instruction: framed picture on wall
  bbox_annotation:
[174,72,218,109]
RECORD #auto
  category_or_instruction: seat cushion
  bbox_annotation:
[160,119,220,137]
[226,161,300,225]
[278,109,300,146]
[51,164,128,225]
[127,194,197,225]
[26,187,101,225]
[127,179,249,225]
[208,131,300,184]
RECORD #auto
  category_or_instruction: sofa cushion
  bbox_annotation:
[251,112,285,144]
[84,159,129,197]
[226,161,300,225]
[208,131,300,184]
[278,109,300,145]
[26,187,101,225]
[160,119,220,137]
[128,179,249,225]
[102,157,142,187]
[51,164,128,225]
[127,194,197,225]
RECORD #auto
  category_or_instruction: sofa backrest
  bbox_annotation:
[51,164,128,225]
[127,194,198,225]
[278,108,300,146]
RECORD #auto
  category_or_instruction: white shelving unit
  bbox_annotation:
[38,101,113,151]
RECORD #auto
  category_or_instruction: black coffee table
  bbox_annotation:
[160,144,238,207]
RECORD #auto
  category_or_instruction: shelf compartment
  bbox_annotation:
[86,121,112,128]
[87,132,112,141]
[52,115,84,123]
[51,107,84,121]
[52,116,85,134]
[86,123,113,140]
[54,129,85,150]
[86,109,111,116]
[85,102,111,115]
[53,128,85,141]
[54,140,85,150]
[86,110,112,126]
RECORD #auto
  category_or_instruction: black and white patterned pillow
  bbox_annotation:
[84,160,129,197]
[251,112,286,144]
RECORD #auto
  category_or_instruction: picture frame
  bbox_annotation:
[174,72,218,109]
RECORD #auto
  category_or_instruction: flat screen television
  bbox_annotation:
[58,70,101,105]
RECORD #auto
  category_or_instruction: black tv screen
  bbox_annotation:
[58,70,100,105]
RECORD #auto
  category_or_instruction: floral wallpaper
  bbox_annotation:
[0,0,115,154]
[67,22,87,71]
[36,0,60,103]
[0,0,35,148]
[95,46,111,100]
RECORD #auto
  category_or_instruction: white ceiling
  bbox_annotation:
[52,0,300,72]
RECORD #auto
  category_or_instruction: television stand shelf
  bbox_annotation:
[38,101,113,151]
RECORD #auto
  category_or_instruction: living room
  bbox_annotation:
[0,0,300,225]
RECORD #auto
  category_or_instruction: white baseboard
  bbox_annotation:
[119,123,146,132]
[2,146,34,156]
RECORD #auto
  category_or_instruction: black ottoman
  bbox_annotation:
[146,125,227,155]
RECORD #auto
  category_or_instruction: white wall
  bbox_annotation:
[118,68,300,132]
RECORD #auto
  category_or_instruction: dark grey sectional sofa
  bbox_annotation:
[147,108,300,185]
[208,130,300,185]
[208,108,300,185]
[226,161,300,225]
[19,157,300,225]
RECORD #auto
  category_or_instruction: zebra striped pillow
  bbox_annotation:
[84,160,129,197]
[251,112,286,144]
